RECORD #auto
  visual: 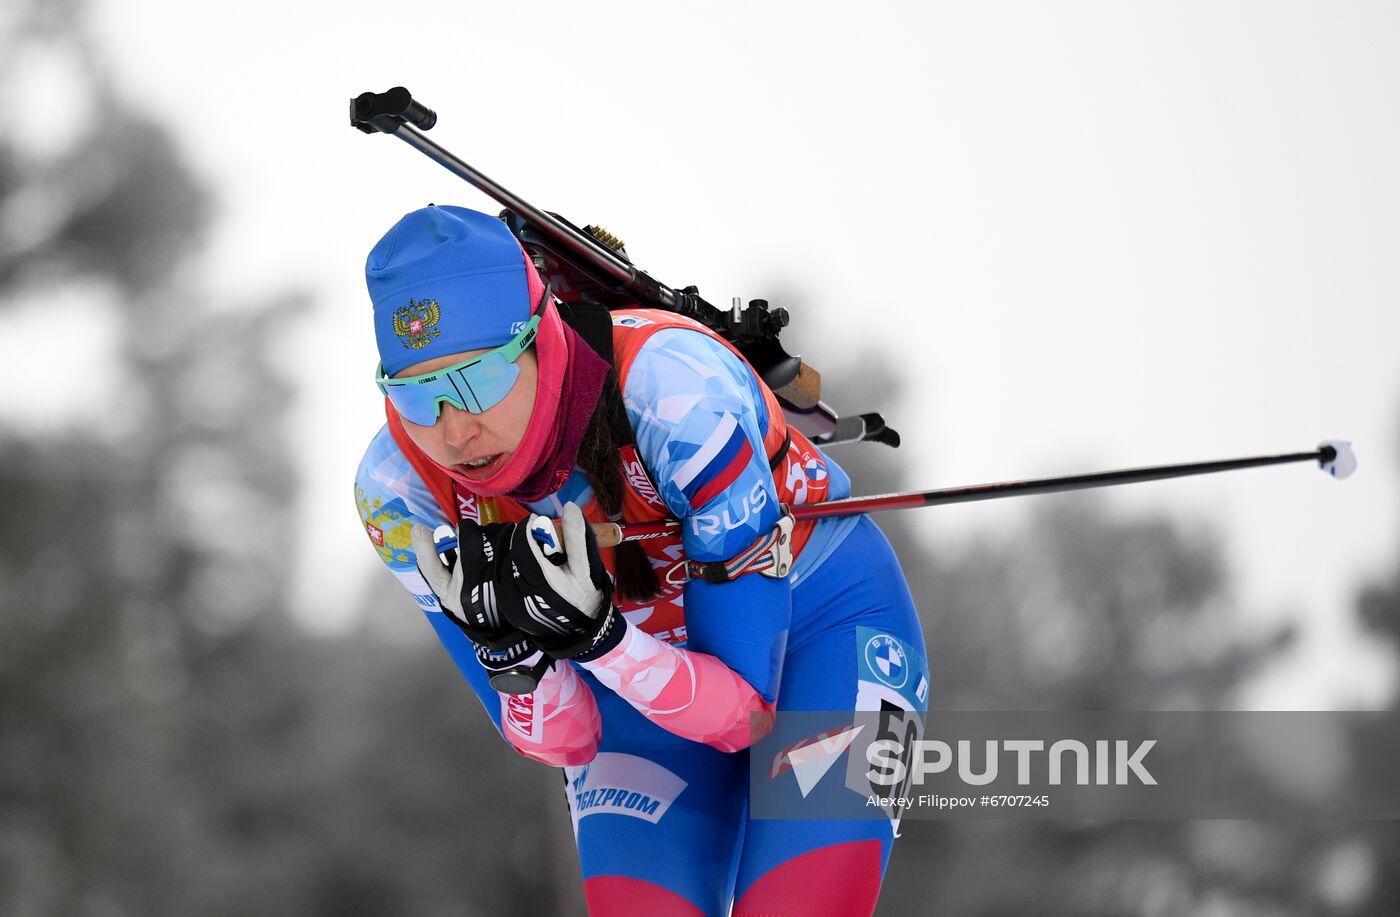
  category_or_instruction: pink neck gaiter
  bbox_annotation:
[436,297,610,504]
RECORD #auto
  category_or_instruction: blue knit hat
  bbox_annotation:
[367,205,533,375]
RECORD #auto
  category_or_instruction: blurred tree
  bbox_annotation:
[1349,418,1400,916]
[1357,411,1400,659]
[0,2,225,913]
[0,3,573,916]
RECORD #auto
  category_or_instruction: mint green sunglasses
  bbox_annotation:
[376,313,541,424]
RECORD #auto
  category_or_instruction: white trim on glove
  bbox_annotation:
[524,503,607,620]
[411,522,465,617]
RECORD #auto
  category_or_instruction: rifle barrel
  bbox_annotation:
[392,123,635,286]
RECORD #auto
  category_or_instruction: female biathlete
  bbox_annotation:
[353,205,927,916]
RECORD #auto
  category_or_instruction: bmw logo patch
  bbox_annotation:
[863,634,909,690]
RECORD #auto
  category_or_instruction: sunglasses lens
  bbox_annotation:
[386,378,454,426]
[450,352,519,414]
[383,352,522,425]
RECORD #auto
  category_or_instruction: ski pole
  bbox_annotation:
[777,439,1357,519]
[433,441,1354,554]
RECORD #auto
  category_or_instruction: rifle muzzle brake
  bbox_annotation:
[350,87,438,134]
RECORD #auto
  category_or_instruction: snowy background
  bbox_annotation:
[3,1,1399,914]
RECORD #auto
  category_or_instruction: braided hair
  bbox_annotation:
[575,369,662,602]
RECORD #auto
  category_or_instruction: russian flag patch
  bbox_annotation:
[674,413,755,510]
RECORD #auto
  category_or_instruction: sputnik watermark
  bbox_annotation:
[866,738,1157,787]
[749,711,1400,820]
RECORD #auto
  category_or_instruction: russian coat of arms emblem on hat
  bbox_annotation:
[392,298,442,349]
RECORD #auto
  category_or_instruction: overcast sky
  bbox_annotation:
[27,1,1396,706]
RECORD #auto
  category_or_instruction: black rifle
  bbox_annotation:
[350,86,897,448]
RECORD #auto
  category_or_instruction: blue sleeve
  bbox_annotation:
[354,424,506,735]
[622,328,792,702]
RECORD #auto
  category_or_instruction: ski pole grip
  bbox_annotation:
[350,86,437,134]
[434,520,626,555]
[538,519,625,549]
[530,518,625,550]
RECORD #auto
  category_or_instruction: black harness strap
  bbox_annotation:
[769,428,791,472]
[555,299,636,450]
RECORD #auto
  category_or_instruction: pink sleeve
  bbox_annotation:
[498,660,601,767]
[579,623,776,753]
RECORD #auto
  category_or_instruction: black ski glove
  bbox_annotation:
[411,519,550,693]
[498,503,626,661]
